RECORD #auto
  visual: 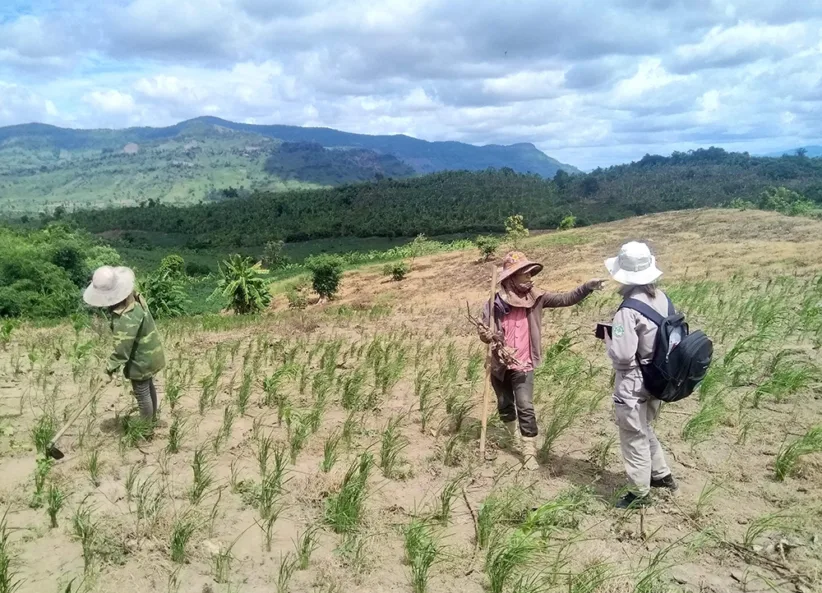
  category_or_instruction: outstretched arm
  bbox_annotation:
[539,279,604,308]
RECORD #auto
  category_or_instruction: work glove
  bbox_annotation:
[586,278,607,291]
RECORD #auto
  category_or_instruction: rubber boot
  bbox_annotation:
[504,421,519,449]
[520,436,539,470]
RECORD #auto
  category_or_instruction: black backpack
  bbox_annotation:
[619,296,713,402]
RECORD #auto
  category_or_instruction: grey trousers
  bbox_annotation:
[491,370,537,437]
[131,378,158,421]
[613,369,671,497]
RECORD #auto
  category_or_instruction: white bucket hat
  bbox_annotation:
[83,266,136,308]
[604,242,663,285]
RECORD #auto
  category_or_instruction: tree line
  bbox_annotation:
[67,148,822,247]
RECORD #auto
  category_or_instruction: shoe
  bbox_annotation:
[520,436,539,471]
[650,474,678,491]
[615,492,650,509]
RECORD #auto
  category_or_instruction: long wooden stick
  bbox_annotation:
[478,265,498,460]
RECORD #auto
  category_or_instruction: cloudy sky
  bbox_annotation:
[1,0,822,170]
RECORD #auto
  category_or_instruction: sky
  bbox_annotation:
[1,0,822,170]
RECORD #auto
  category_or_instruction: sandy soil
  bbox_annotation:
[1,209,821,593]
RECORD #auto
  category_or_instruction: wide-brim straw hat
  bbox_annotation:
[83,266,136,307]
[498,251,543,283]
[605,241,662,285]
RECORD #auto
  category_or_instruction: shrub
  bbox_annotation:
[383,261,409,282]
[0,257,78,318]
[559,215,576,230]
[50,244,90,287]
[728,198,754,210]
[141,268,189,318]
[185,261,212,277]
[157,254,186,279]
[212,255,271,315]
[759,186,814,216]
[306,255,343,301]
[504,215,529,248]
[475,236,500,262]
[286,281,309,309]
[84,244,122,271]
[262,240,290,270]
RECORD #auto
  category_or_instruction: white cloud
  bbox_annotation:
[1,0,822,169]
[669,21,811,73]
[83,89,136,114]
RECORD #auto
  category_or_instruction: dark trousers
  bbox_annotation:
[131,377,158,421]
[491,370,537,437]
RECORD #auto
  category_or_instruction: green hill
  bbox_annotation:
[69,147,822,247]
[0,117,576,212]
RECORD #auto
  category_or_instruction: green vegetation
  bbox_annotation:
[504,214,529,249]
[213,255,271,315]
[325,452,373,534]
[383,261,410,281]
[729,185,819,217]
[475,235,501,261]
[68,149,822,247]
[0,224,121,318]
[306,255,344,301]
[0,508,21,593]
[774,426,822,480]
[0,121,322,213]
[0,117,575,213]
[264,142,414,185]
[141,255,190,318]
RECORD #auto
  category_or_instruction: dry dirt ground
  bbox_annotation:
[1,209,821,593]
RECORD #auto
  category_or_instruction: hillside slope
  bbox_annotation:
[316,208,822,312]
[70,149,822,245]
[0,117,576,212]
[192,116,578,176]
[5,208,822,593]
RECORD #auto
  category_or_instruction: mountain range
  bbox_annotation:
[762,146,822,158]
[0,116,577,213]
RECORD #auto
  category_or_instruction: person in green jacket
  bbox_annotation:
[83,266,166,422]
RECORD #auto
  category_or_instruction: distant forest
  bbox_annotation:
[69,148,822,246]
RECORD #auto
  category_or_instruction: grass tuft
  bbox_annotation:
[295,525,320,570]
[321,430,342,473]
[166,415,188,455]
[46,483,68,528]
[404,519,440,593]
[276,552,298,593]
[188,446,214,505]
[0,507,22,593]
[169,513,198,564]
[774,426,822,480]
[325,453,373,534]
[485,529,540,593]
[380,415,409,479]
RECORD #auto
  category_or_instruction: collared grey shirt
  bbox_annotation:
[607,289,671,372]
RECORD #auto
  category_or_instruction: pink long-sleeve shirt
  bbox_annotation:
[501,307,533,372]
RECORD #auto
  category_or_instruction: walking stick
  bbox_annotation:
[479,265,498,461]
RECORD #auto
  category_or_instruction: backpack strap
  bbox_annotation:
[619,298,665,326]
[665,295,675,316]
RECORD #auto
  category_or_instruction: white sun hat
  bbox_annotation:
[83,266,136,307]
[604,242,663,286]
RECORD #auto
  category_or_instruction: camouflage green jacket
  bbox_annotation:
[106,294,166,380]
